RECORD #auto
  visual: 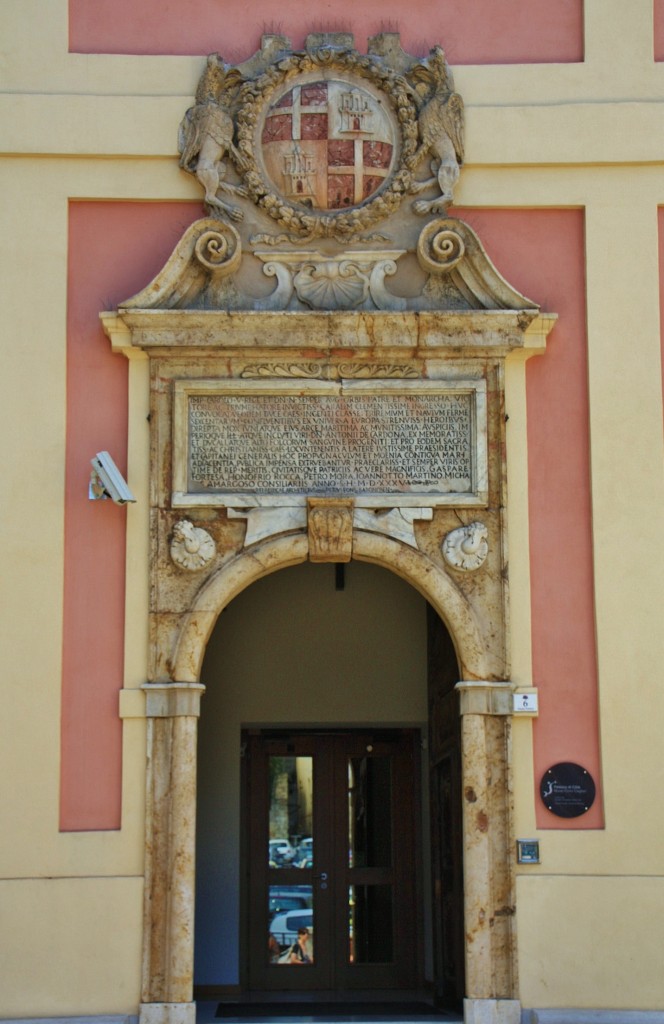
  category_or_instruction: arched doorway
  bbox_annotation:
[101,171,554,1024]
[138,530,519,1024]
[193,560,464,1006]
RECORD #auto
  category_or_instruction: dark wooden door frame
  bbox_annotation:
[242,728,422,994]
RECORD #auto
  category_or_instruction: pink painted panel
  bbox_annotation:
[69,0,583,63]
[655,0,664,60]
[62,203,600,832]
[61,201,202,831]
[456,207,602,829]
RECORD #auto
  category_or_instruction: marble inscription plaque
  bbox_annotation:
[173,380,487,508]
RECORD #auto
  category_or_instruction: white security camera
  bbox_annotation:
[89,451,136,505]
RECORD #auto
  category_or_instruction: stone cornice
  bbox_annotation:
[102,308,553,358]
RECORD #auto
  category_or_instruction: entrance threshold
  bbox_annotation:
[201,993,462,1024]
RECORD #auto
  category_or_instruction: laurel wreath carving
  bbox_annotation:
[235,48,420,242]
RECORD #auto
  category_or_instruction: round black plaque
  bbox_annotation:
[540,762,596,818]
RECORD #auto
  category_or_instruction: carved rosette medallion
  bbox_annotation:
[170,520,216,571]
[307,498,354,562]
[442,522,489,572]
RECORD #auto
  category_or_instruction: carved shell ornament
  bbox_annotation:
[293,259,370,308]
[442,522,489,572]
[177,36,465,243]
[170,520,216,571]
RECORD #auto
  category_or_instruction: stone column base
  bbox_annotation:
[465,999,522,1024]
[139,1003,195,1024]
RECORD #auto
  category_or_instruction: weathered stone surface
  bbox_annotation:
[464,999,521,1024]
[458,691,516,1000]
[141,705,202,1009]
[170,520,216,571]
[307,497,354,562]
[443,521,489,572]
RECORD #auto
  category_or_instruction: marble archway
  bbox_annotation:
[139,529,518,1024]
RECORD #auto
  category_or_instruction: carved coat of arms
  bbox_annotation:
[122,33,536,316]
[261,80,396,211]
[177,34,464,243]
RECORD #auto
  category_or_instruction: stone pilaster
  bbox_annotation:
[456,682,516,1009]
[139,683,205,1024]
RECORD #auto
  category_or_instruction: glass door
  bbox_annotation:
[244,730,420,993]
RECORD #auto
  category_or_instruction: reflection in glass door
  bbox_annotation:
[244,731,420,992]
[267,754,314,966]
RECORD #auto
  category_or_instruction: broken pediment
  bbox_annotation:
[117,33,538,317]
[119,215,538,314]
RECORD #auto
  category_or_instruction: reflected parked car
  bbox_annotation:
[294,837,313,866]
[269,909,314,947]
[269,885,312,916]
[268,838,296,866]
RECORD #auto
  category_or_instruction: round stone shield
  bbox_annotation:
[236,48,419,240]
[261,79,397,211]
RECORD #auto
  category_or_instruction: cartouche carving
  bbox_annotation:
[116,36,543,314]
[307,498,354,562]
[236,46,418,242]
[442,522,488,572]
[253,250,407,311]
[170,520,216,571]
[178,55,249,221]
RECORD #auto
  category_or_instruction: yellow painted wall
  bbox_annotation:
[1,0,664,1015]
[0,878,144,1017]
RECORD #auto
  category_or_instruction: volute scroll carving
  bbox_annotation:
[417,220,465,274]
[194,223,242,274]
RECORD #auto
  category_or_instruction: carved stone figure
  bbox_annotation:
[408,46,465,214]
[178,55,249,221]
[442,521,488,572]
[170,520,216,571]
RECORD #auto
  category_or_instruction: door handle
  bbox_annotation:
[313,871,328,889]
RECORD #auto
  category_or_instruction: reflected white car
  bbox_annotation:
[268,839,296,865]
[269,909,313,947]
